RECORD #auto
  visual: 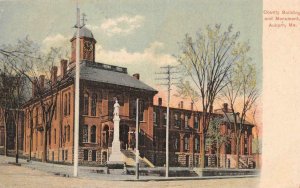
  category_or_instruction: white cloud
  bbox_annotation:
[95,41,177,66]
[42,34,70,50]
[100,15,145,36]
[41,34,71,59]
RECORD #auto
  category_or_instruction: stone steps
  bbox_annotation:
[121,150,150,167]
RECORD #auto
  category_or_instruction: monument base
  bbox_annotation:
[106,161,125,169]
[106,161,127,175]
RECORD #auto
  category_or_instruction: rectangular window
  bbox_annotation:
[62,150,64,161]
[92,150,96,161]
[129,99,136,119]
[84,149,88,161]
[108,99,114,118]
[82,125,88,143]
[153,112,156,126]
[163,113,167,126]
[185,115,189,128]
[140,131,145,146]
[184,137,189,150]
[174,113,181,128]
[65,150,68,161]
[244,135,248,154]
[194,115,199,129]
[139,100,145,121]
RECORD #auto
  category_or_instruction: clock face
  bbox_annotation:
[84,41,93,52]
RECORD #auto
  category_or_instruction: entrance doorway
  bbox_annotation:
[120,124,129,150]
[186,155,190,167]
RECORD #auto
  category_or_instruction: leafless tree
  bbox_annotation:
[1,38,67,162]
[177,24,243,168]
[0,64,26,163]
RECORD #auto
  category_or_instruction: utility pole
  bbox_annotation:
[155,65,179,178]
[73,0,84,177]
[135,98,139,180]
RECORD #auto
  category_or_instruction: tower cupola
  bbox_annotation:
[70,26,97,64]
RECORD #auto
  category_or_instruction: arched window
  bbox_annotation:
[68,92,71,115]
[91,125,96,143]
[102,125,109,147]
[82,125,88,143]
[67,125,70,142]
[64,126,67,143]
[83,93,89,115]
[91,93,97,116]
[64,93,67,116]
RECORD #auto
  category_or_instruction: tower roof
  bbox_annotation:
[72,26,94,39]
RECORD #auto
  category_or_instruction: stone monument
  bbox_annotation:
[108,99,124,164]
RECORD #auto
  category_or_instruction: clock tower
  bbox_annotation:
[70,26,96,64]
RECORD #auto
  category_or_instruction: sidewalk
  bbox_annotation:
[0,155,258,182]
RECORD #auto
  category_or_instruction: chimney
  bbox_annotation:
[32,79,37,97]
[223,103,228,112]
[51,66,58,84]
[60,59,68,77]
[191,102,194,111]
[158,98,162,106]
[133,73,140,80]
[180,101,184,109]
[39,75,45,90]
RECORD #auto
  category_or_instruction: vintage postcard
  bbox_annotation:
[1,0,297,187]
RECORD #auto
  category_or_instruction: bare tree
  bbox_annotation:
[177,24,244,168]
[206,116,230,168]
[221,47,259,168]
[0,64,26,162]
[1,38,67,162]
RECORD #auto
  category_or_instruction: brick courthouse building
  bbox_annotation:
[21,27,254,168]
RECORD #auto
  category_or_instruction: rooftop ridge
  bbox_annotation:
[83,60,128,74]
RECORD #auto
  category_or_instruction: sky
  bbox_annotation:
[0,0,262,109]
